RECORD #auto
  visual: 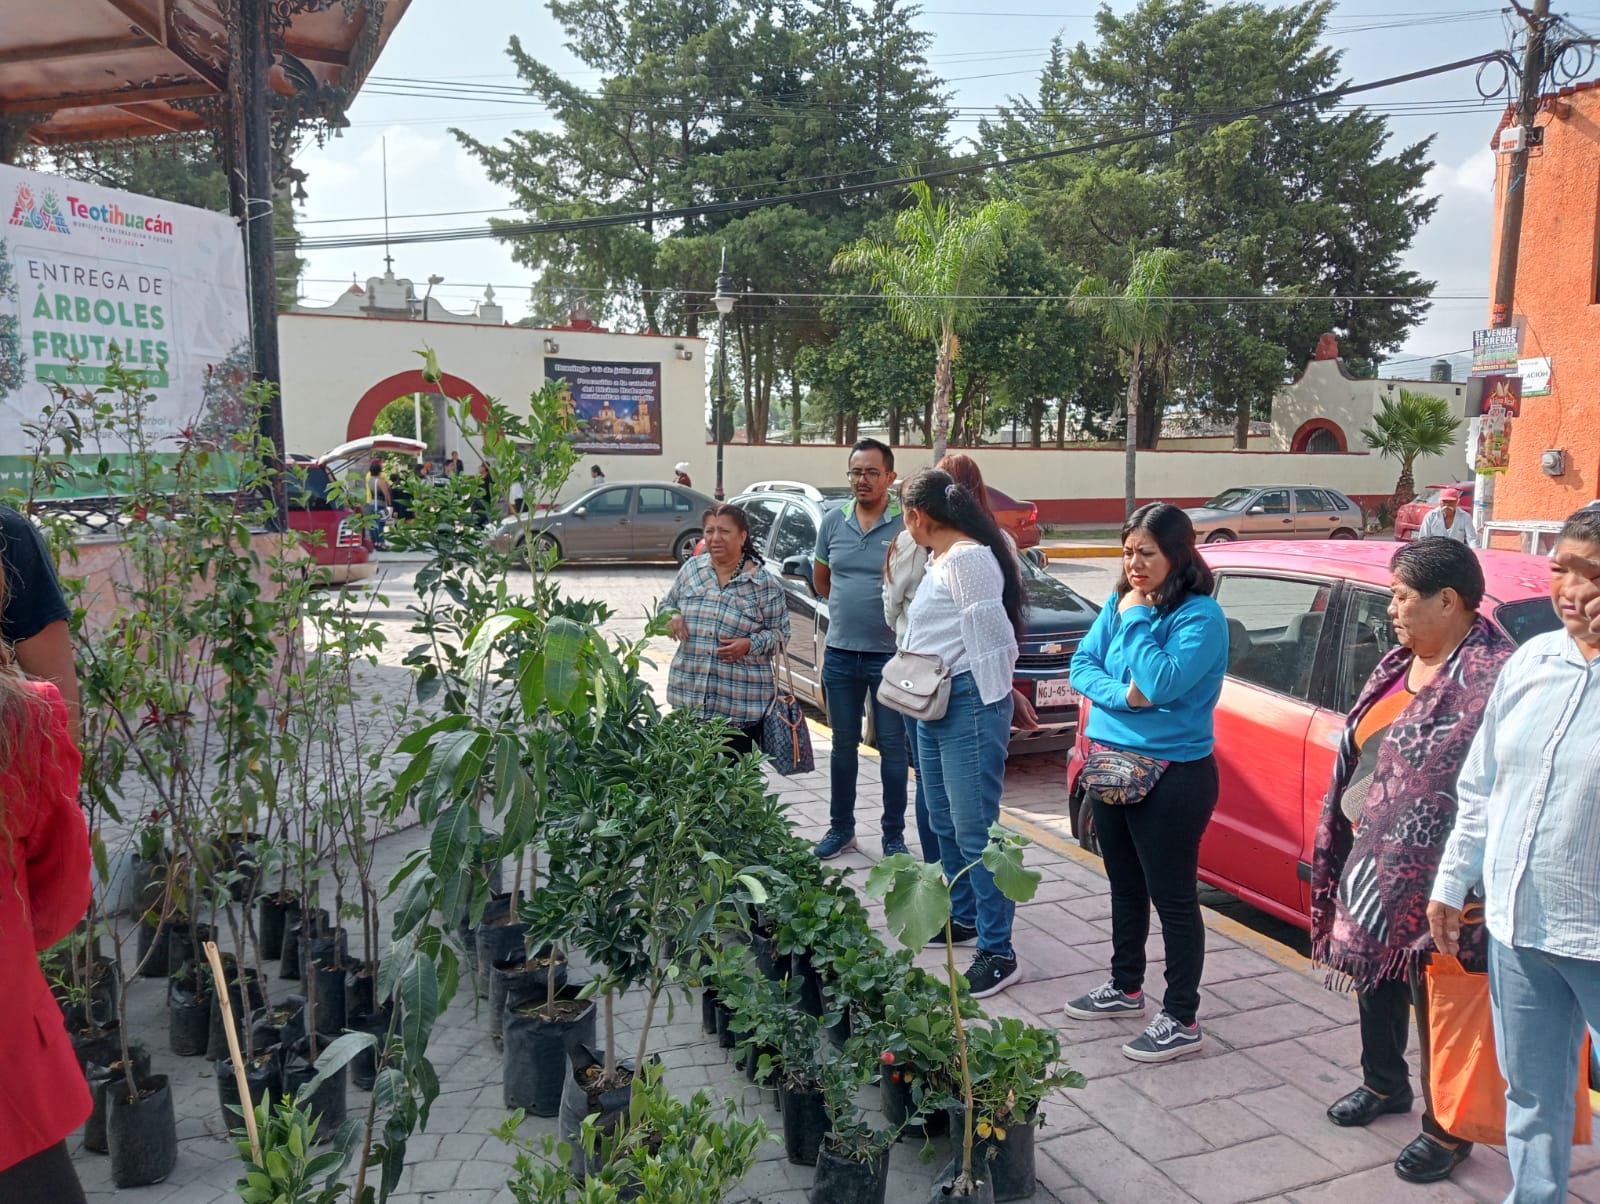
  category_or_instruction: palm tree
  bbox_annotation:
[832,183,1021,461]
[1068,248,1180,520]
[1361,388,1463,508]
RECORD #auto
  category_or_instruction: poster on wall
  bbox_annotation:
[0,163,250,493]
[545,356,662,455]
[1474,413,1511,474]
[1516,356,1551,396]
[1470,327,1520,377]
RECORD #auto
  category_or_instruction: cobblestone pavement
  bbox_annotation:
[72,559,1600,1203]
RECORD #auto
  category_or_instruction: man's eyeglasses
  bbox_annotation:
[846,469,885,482]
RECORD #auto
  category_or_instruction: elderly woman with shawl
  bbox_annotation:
[1310,538,1513,1186]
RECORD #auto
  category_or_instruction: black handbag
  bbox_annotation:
[1080,741,1170,806]
[759,649,815,775]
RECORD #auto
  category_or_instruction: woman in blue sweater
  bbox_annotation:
[1064,502,1229,1062]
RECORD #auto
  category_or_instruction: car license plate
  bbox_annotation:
[1036,679,1078,708]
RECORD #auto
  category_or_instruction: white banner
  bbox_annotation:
[1516,356,1552,397]
[0,163,250,467]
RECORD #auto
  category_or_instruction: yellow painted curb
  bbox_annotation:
[1001,810,1323,982]
[1041,546,1121,560]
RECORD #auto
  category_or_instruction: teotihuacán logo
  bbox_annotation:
[9,185,70,234]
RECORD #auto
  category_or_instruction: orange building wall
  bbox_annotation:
[1488,86,1600,522]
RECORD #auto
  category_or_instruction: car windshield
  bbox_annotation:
[1495,598,1563,645]
[1203,488,1255,511]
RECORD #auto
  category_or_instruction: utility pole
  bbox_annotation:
[1477,0,1551,542]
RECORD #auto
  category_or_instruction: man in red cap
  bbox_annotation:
[1417,487,1476,544]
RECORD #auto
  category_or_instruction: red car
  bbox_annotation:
[1394,481,1475,541]
[287,436,425,584]
[1064,540,1561,929]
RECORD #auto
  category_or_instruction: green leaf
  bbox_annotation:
[735,873,768,904]
[400,954,439,1053]
[982,826,1041,903]
[294,1031,378,1107]
[542,615,588,711]
[429,802,476,878]
[874,859,950,954]
[90,828,109,886]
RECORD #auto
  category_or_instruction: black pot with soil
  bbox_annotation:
[165,919,213,976]
[812,1143,890,1204]
[136,915,176,978]
[220,832,264,903]
[345,962,378,1020]
[279,905,330,980]
[347,1004,392,1091]
[750,927,789,981]
[71,1023,124,1075]
[311,963,346,1036]
[476,919,530,998]
[83,1044,152,1154]
[207,967,265,1061]
[217,1050,283,1130]
[715,1000,737,1049]
[700,988,719,1036]
[258,892,297,959]
[502,984,596,1116]
[780,1081,830,1166]
[559,1045,639,1180]
[57,955,119,1030]
[280,1038,348,1138]
[168,967,213,1057]
[945,1107,1037,1202]
[106,1072,178,1188]
[794,950,825,1019]
[251,998,306,1053]
[490,946,569,1048]
[880,1071,948,1139]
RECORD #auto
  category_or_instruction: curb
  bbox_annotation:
[1041,546,1121,560]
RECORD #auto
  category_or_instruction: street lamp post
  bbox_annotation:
[712,251,736,501]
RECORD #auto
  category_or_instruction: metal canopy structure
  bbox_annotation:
[0,0,411,513]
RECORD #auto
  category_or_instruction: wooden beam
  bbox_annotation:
[0,81,213,116]
[158,0,228,92]
[97,0,161,38]
[114,101,186,132]
[0,36,152,68]
[280,39,351,68]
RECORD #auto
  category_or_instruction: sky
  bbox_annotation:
[290,1,1600,377]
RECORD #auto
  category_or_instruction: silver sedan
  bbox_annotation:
[1184,486,1364,543]
[490,482,716,563]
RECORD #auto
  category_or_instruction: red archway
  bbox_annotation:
[347,370,492,441]
[1290,417,1348,453]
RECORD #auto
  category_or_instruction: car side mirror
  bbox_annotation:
[1247,505,1265,515]
[1023,547,1048,570]
[781,555,815,592]
[573,505,588,517]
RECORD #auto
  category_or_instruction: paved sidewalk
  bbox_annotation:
[68,591,1600,1202]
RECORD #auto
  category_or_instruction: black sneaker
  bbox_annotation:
[881,836,910,859]
[962,951,1020,999]
[948,921,978,946]
[1063,980,1146,1020]
[813,828,858,859]
[1121,1011,1203,1063]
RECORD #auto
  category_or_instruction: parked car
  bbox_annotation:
[287,435,425,585]
[1394,481,1476,541]
[1184,485,1364,543]
[1063,540,1562,928]
[739,479,1041,549]
[729,487,1096,752]
[489,481,716,563]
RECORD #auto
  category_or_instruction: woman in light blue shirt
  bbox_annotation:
[1064,502,1228,1063]
[1429,507,1600,1204]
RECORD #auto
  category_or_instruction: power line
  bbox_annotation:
[282,49,1512,254]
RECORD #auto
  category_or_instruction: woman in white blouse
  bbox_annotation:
[899,467,1026,998]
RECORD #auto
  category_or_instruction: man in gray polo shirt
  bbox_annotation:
[811,438,909,860]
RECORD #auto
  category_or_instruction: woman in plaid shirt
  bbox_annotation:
[663,503,791,756]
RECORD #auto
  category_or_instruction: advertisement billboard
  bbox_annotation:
[0,164,250,491]
[544,356,662,455]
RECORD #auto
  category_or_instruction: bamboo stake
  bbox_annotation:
[204,939,262,1164]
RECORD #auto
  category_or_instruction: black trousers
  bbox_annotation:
[722,721,764,760]
[1357,966,1467,1146]
[1092,754,1219,1027]
[0,1141,87,1204]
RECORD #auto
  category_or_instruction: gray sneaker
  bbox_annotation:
[1063,980,1146,1020]
[1121,1011,1203,1063]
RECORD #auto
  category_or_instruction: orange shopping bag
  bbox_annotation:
[1424,952,1593,1146]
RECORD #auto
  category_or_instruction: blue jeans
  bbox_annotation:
[1489,937,1600,1203]
[904,713,940,863]
[919,673,1014,957]
[367,502,387,548]
[822,649,908,839]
